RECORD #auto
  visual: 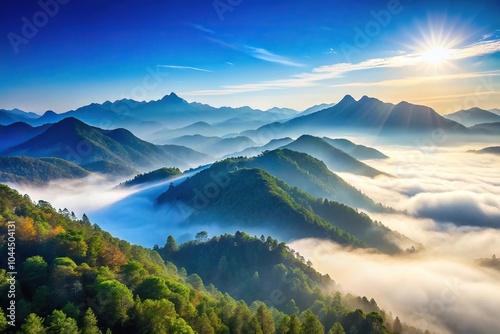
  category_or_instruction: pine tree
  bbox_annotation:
[393,317,403,334]
[288,314,302,334]
[300,310,324,334]
[256,304,275,334]
[0,308,8,332]
[328,322,346,334]
[20,313,46,334]
[82,308,102,334]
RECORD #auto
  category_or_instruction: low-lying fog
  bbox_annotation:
[7,142,500,334]
[291,144,500,334]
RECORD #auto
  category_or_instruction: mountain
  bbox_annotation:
[220,149,383,211]
[322,137,389,160]
[158,166,367,249]
[224,137,294,158]
[165,135,256,157]
[283,135,388,177]
[468,122,500,134]
[265,106,298,116]
[0,156,90,184]
[29,103,161,136]
[0,183,417,334]
[445,108,500,127]
[242,95,467,140]
[102,93,291,128]
[13,93,294,135]
[490,108,500,116]
[469,146,500,155]
[300,103,336,116]
[0,122,51,152]
[150,121,216,141]
[2,117,210,171]
[158,144,213,166]
[0,108,39,125]
[157,161,411,253]
[149,117,279,143]
[80,160,138,177]
[120,167,182,187]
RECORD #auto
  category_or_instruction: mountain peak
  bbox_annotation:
[338,94,356,105]
[42,110,58,116]
[161,92,188,104]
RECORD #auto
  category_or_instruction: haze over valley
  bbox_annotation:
[1,0,499,333]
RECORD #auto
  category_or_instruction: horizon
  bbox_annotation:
[3,91,499,117]
[1,0,500,113]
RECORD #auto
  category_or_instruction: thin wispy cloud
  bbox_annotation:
[157,65,212,73]
[247,46,305,67]
[190,23,215,34]
[185,39,500,96]
[205,36,304,67]
[329,70,500,88]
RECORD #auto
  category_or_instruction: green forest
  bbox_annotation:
[0,184,424,333]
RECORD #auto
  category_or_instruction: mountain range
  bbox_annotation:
[242,95,468,141]
[164,134,257,158]
[1,117,212,174]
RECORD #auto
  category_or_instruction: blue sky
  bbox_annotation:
[1,0,499,113]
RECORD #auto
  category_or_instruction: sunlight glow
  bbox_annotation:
[421,47,452,64]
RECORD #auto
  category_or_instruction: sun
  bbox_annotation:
[421,47,451,65]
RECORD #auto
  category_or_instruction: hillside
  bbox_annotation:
[2,117,209,171]
[0,156,90,184]
[468,122,500,134]
[157,162,409,253]
[220,149,383,211]
[120,167,182,187]
[0,183,418,334]
[161,233,338,311]
[80,160,138,177]
[322,137,389,160]
[284,135,388,177]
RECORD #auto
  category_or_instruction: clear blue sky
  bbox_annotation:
[1,0,499,113]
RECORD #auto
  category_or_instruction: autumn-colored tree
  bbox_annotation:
[18,217,37,242]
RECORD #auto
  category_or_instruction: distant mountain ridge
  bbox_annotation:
[445,108,500,127]
[242,95,467,140]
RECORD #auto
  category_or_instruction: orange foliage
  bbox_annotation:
[50,225,66,237]
[17,217,37,242]
[102,243,127,269]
